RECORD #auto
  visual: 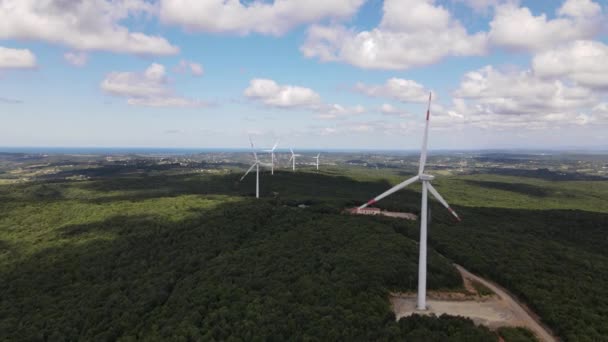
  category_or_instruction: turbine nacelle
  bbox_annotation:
[419,174,435,181]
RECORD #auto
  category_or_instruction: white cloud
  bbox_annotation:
[64,51,88,67]
[380,103,410,117]
[189,63,204,76]
[175,60,204,76]
[592,103,608,122]
[0,0,178,55]
[244,78,366,121]
[533,40,608,90]
[450,65,597,129]
[159,0,364,36]
[0,46,36,68]
[558,0,602,18]
[488,0,603,52]
[355,78,431,103]
[244,79,321,108]
[454,65,595,113]
[320,127,338,136]
[101,63,204,108]
[316,104,365,120]
[301,0,487,70]
[127,97,206,108]
[102,63,168,98]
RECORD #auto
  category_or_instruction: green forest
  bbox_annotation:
[1,165,606,341]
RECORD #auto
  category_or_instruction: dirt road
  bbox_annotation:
[454,265,557,342]
[391,265,558,342]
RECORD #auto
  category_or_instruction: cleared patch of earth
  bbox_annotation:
[391,264,557,342]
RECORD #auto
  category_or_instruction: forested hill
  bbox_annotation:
[2,166,606,340]
[0,171,498,341]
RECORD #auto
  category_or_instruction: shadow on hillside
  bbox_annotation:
[0,181,67,205]
[72,171,410,207]
[464,180,551,197]
[0,196,469,341]
[473,168,607,181]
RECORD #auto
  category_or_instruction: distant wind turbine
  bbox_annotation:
[314,153,320,170]
[241,137,272,198]
[288,147,301,171]
[263,140,280,175]
[357,93,461,311]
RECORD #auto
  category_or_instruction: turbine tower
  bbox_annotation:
[357,93,461,310]
[240,137,271,198]
[314,153,320,170]
[263,140,280,175]
[288,147,301,171]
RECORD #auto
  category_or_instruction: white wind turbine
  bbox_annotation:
[314,153,320,170]
[240,137,271,199]
[357,93,461,310]
[263,140,280,175]
[288,147,301,171]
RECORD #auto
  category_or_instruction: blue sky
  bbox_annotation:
[0,0,607,150]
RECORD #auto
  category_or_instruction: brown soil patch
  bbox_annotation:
[390,264,558,342]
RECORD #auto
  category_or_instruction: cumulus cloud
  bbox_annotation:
[0,46,36,69]
[64,52,88,67]
[160,0,364,36]
[101,63,205,107]
[0,0,178,55]
[244,79,321,108]
[244,78,366,121]
[454,65,594,113]
[533,40,608,90]
[450,65,596,129]
[488,0,603,52]
[355,78,431,103]
[316,104,365,120]
[175,60,204,76]
[301,0,488,70]
[592,103,608,122]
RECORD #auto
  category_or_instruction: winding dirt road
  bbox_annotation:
[454,265,557,342]
[391,265,558,342]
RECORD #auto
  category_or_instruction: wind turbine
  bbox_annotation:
[240,137,271,198]
[263,140,280,175]
[314,153,320,170]
[357,93,461,311]
[288,147,301,171]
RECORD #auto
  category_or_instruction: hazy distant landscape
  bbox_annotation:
[1,149,606,341]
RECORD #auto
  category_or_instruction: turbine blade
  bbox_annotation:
[418,92,432,175]
[240,163,257,181]
[249,136,258,161]
[359,175,419,209]
[290,147,294,155]
[272,140,280,151]
[427,183,461,222]
[288,155,294,162]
